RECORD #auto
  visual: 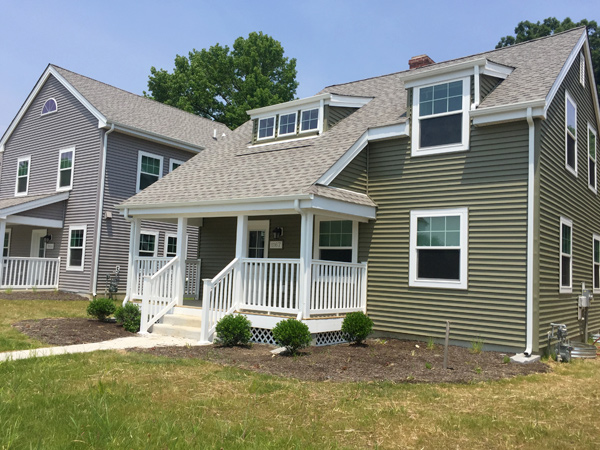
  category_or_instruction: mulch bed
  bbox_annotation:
[12,318,134,346]
[0,290,87,301]
[132,338,550,383]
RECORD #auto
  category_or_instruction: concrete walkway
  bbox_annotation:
[0,334,201,362]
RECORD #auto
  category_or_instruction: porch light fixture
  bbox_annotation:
[43,234,52,243]
[271,227,283,240]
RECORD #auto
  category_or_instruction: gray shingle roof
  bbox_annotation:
[0,193,65,212]
[52,66,230,149]
[120,28,585,209]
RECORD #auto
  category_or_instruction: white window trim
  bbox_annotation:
[41,98,58,116]
[248,220,269,258]
[15,156,31,197]
[164,232,177,257]
[257,116,276,141]
[411,76,471,157]
[593,233,600,294]
[299,108,319,134]
[169,158,185,173]
[409,207,469,290]
[580,52,585,87]
[559,216,573,294]
[588,123,597,194]
[56,147,75,192]
[313,216,358,263]
[136,151,163,193]
[278,111,297,137]
[139,229,159,257]
[67,224,87,271]
[565,91,577,177]
[3,228,11,257]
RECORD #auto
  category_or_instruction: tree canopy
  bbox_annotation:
[496,17,599,96]
[145,32,298,129]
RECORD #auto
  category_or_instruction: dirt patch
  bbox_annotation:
[13,318,134,346]
[132,339,549,383]
[0,290,88,301]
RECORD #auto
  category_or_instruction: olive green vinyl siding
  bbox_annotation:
[329,148,368,194]
[324,106,356,130]
[538,52,600,346]
[480,75,502,101]
[363,122,530,349]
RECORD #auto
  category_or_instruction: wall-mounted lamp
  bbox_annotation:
[104,211,113,220]
[43,234,52,243]
[271,227,283,240]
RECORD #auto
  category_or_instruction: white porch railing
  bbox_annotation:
[140,256,179,333]
[1,257,60,289]
[241,258,300,314]
[133,257,201,299]
[200,258,239,343]
[310,260,368,315]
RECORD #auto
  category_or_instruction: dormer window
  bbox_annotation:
[41,98,57,116]
[278,112,297,136]
[300,108,319,132]
[258,116,275,140]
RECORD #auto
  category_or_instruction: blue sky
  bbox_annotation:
[0,0,597,133]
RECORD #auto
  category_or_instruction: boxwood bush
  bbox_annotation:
[272,318,312,355]
[341,311,373,344]
[86,297,116,322]
[114,302,141,333]
[215,314,252,346]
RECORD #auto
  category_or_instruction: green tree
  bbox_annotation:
[497,18,599,96]
[145,32,298,129]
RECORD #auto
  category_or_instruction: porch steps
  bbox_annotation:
[151,314,202,340]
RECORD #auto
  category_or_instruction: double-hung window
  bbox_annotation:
[594,234,600,293]
[317,219,354,263]
[412,77,470,155]
[57,147,75,191]
[300,108,319,132]
[278,112,297,136]
[137,151,163,192]
[589,124,597,192]
[139,231,158,257]
[258,116,275,140]
[165,234,177,258]
[67,225,86,271]
[15,156,30,196]
[170,158,184,172]
[409,208,468,289]
[3,229,11,257]
[565,92,577,175]
[560,217,572,293]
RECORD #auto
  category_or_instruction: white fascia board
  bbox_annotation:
[5,215,63,228]
[0,66,107,149]
[317,122,409,186]
[582,39,600,133]
[327,95,373,108]
[307,196,376,221]
[545,29,588,117]
[0,192,69,218]
[247,93,331,116]
[403,58,488,85]
[106,124,204,153]
[481,61,514,79]
[470,100,546,126]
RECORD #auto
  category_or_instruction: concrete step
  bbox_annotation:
[173,305,203,317]
[151,323,202,340]
[162,314,202,328]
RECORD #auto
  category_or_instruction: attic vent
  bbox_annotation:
[409,55,435,70]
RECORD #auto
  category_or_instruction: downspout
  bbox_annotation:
[92,123,115,297]
[525,107,535,356]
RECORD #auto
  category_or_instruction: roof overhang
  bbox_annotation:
[0,192,69,218]
[470,100,547,126]
[100,122,205,153]
[119,193,376,222]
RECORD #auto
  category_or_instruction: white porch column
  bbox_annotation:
[125,218,140,302]
[0,219,6,287]
[176,217,188,305]
[299,212,314,318]
[234,215,248,308]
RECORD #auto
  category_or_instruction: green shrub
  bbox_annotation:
[87,297,116,322]
[272,318,312,355]
[115,302,141,333]
[341,311,374,344]
[215,314,252,346]
[470,338,484,354]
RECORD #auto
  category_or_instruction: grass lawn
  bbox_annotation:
[0,298,89,352]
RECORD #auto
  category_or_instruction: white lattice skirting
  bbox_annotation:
[250,328,348,347]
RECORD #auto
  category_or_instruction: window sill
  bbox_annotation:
[588,185,597,195]
[565,165,578,178]
[559,287,572,294]
[410,278,467,290]
[411,143,469,157]
[56,187,73,193]
[66,267,84,272]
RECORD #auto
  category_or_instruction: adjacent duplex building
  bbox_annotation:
[118,27,600,354]
[0,65,229,297]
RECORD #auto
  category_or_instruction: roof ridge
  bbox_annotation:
[322,26,586,90]
[50,64,230,130]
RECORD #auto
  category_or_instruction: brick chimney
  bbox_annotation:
[409,54,435,70]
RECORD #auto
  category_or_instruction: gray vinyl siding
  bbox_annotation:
[19,202,65,221]
[98,131,198,294]
[0,74,102,293]
[330,148,367,194]
[5,225,62,259]
[324,106,356,130]
[335,121,530,350]
[538,52,600,347]
[480,75,501,101]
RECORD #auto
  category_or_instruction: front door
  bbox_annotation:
[247,220,269,258]
[30,229,47,258]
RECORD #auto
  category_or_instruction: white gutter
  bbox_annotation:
[92,123,115,297]
[525,107,535,356]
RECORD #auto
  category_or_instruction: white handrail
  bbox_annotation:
[140,256,179,333]
[133,257,201,299]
